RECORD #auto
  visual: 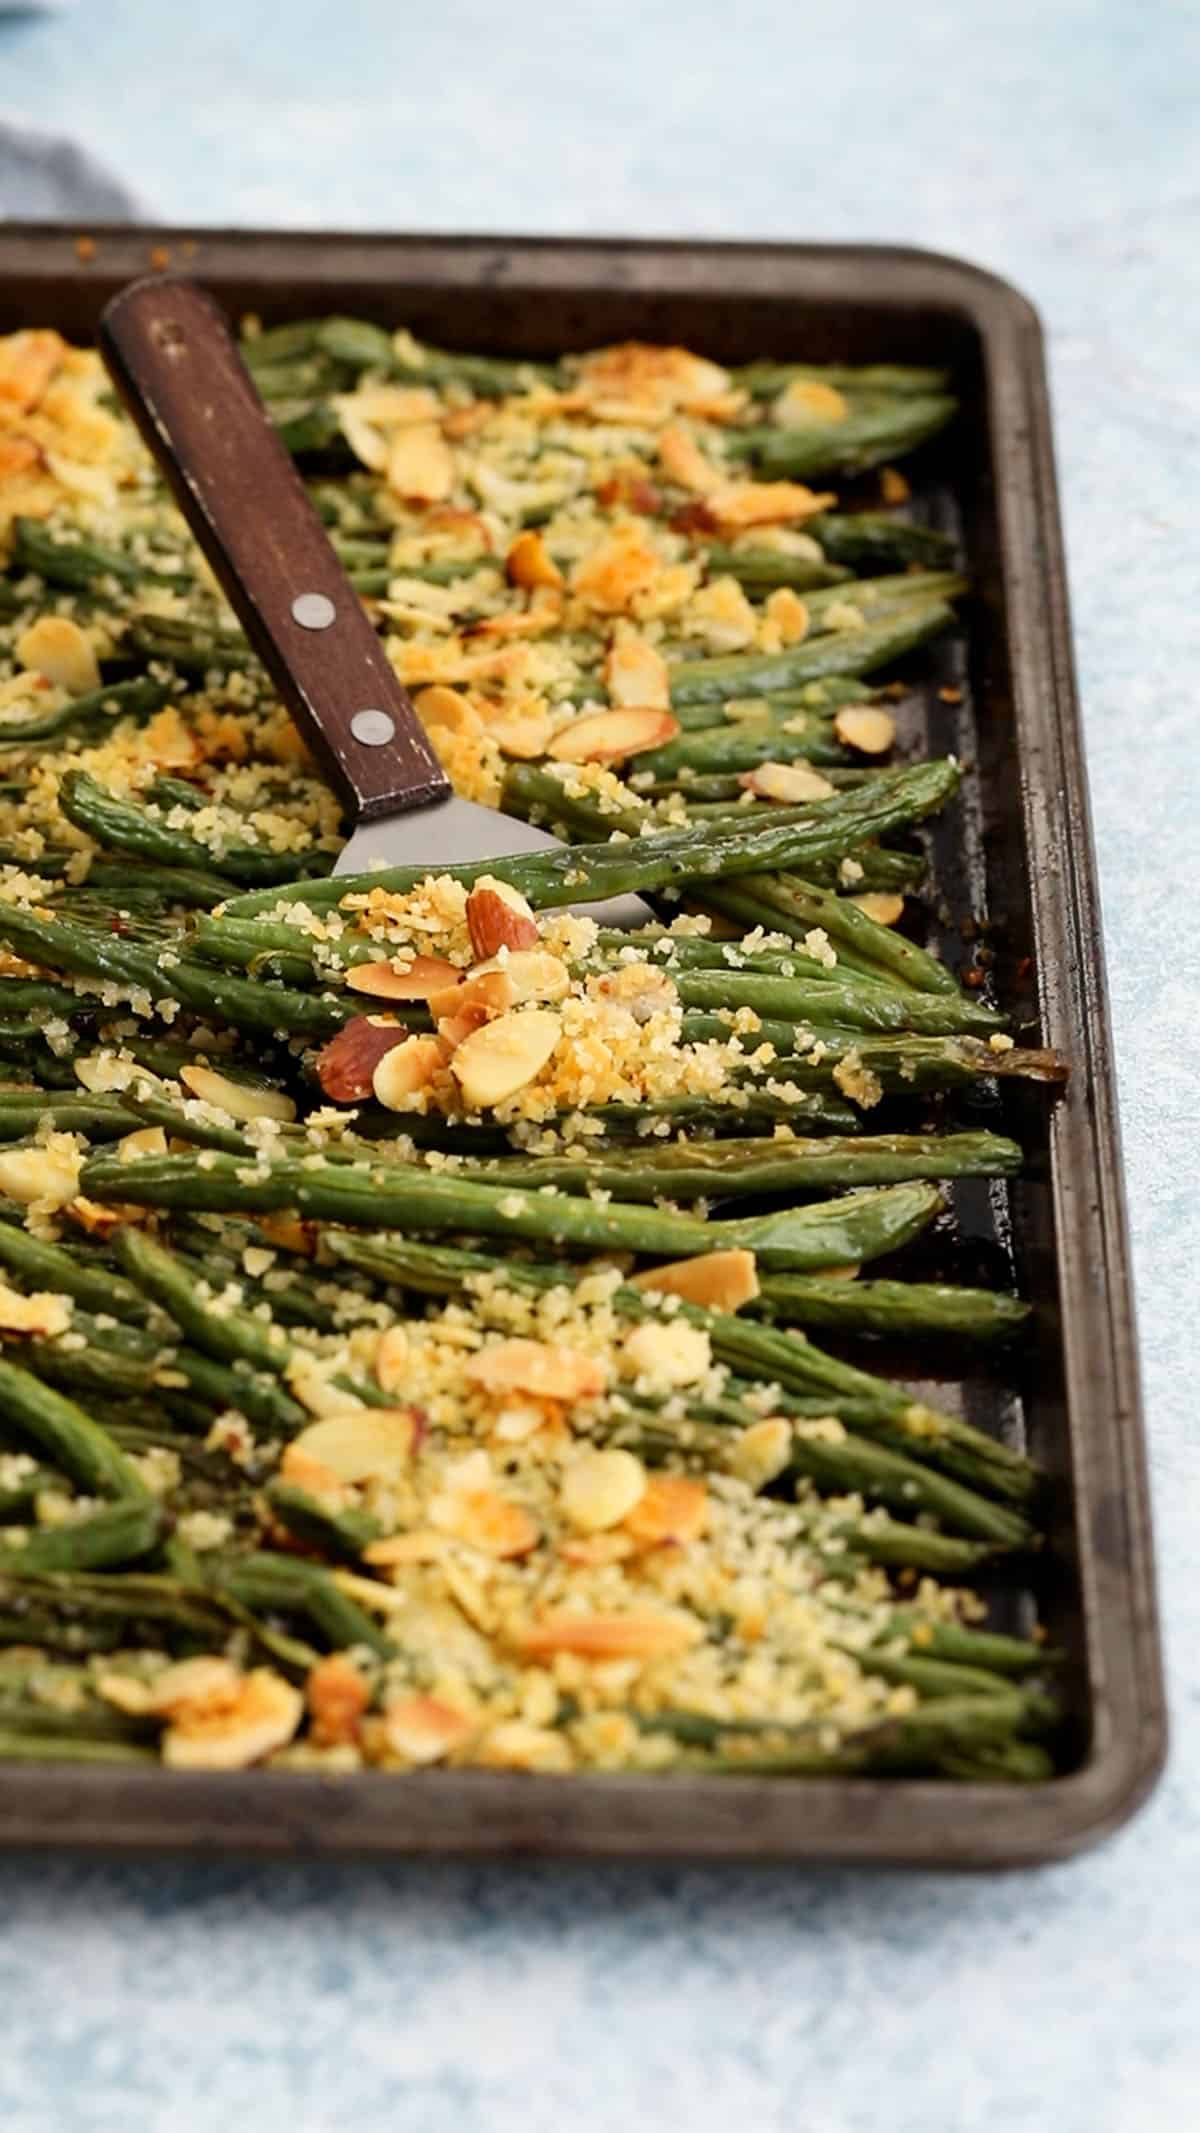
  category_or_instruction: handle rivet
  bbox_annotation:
[291,591,336,631]
[350,708,396,747]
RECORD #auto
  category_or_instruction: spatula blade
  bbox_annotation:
[334,795,654,929]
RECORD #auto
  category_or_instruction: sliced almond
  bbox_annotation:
[290,1408,417,1484]
[547,706,678,764]
[658,424,724,494]
[879,465,911,504]
[381,1694,473,1765]
[430,1486,540,1558]
[772,377,850,426]
[763,587,810,644]
[560,1447,647,1533]
[0,328,65,413]
[0,1281,71,1338]
[413,684,482,737]
[146,1656,243,1719]
[374,1324,410,1395]
[0,434,39,480]
[505,529,563,590]
[850,892,905,927]
[436,1005,490,1052]
[115,1126,169,1164]
[305,1653,370,1748]
[834,704,896,755]
[257,1213,317,1256]
[346,953,461,1000]
[737,761,835,805]
[162,1668,303,1771]
[372,1033,447,1109]
[315,1015,408,1103]
[472,949,570,1004]
[278,1442,347,1502]
[66,1195,140,1238]
[464,1336,607,1403]
[364,1530,447,1567]
[517,1612,702,1661]
[179,1063,296,1124]
[466,879,540,959]
[15,615,100,695]
[603,630,671,711]
[632,1247,759,1313]
[449,1007,560,1109]
[489,709,556,760]
[704,480,835,532]
[425,967,517,1023]
[625,1474,708,1547]
[386,422,455,502]
[0,1144,81,1210]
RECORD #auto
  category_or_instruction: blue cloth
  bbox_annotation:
[0,3,1197,2128]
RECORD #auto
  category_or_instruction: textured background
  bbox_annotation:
[1,3,1198,2127]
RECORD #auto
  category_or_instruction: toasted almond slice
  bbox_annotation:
[116,1127,169,1163]
[547,706,679,764]
[425,968,517,1023]
[632,1247,759,1313]
[728,1417,795,1491]
[146,1656,243,1719]
[624,1474,708,1547]
[0,1144,81,1210]
[737,761,835,805]
[560,1447,647,1533]
[179,1063,296,1124]
[278,1442,347,1502]
[374,1325,410,1395]
[0,328,65,412]
[0,1281,71,1338]
[305,1653,370,1748]
[450,1006,560,1109]
[431,1486,540,1558]
[490,709,556,760]
[381,1694,473,1765]
[879,465,911,504]
[364,1531,447,1567]
[291,1409,417,1484]
[413,684,482,737]
[658,424,724,494]
[466,879,540,958]
[517,1612,702,1661]
[66,1194,140,1238]
[814,1263,861,1281]
[372,1033,447,1109]
[603,630,671,711]
[315,1016,407,1103]
[162,1668,303,1771]
[15,615,100,695]
[772,377,850,426]
[346,954,461,1000]
[464,1336,608,1403]
[763,587,810,644]
[471,949,571,1004]
[850,892,905,927]
[705,480,835,532]
[505,529,563,590]
[386,422,455,502]
[436,1005,490,1052]
[257,1212,317,1256]
[834,704,896,754]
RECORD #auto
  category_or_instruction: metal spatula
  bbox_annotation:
[98,276,650,922]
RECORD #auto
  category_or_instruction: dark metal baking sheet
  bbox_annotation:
[0,228,1166,1865]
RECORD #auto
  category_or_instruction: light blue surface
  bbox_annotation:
[1,4,1198,2128]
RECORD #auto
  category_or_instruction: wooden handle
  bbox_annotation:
[99,277,450,824]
